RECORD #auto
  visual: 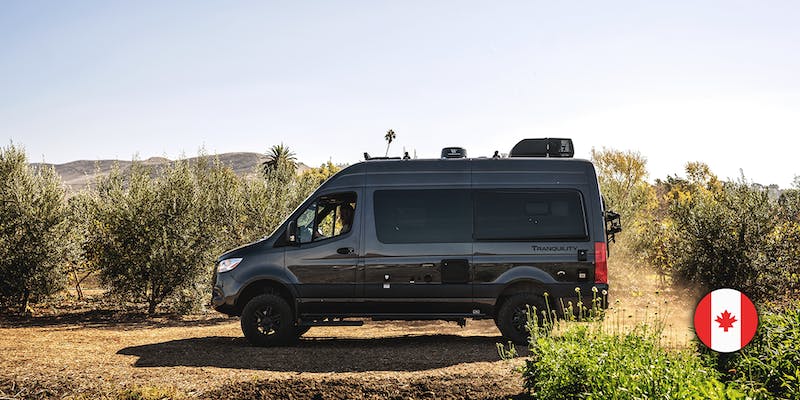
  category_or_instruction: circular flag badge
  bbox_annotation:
[694,288,758,353]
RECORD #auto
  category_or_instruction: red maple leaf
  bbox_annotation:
[715,310,737,332]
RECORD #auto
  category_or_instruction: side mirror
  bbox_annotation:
[286,220,298,245]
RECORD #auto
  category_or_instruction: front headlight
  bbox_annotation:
[217,258,243,273]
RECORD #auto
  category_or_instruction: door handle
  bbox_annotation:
[337,247,355,255]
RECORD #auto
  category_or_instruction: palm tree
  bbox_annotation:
[384,129,396,157]
[262,143,297,177]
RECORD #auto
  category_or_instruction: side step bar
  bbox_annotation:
[369,313,482,321]
[298,319,364,327]
[299,313,488,327]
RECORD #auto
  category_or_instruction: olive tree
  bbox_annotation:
[590,147,655,224]
[87,161,214,314]
[0,144,69,313]
[84,149,345,314]
[64,192,100,300]
[668,177,776,299]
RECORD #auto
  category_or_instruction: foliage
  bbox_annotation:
[777,189,800,221]
[621,162,800,301]
[515,323,741,399]
[0,144,341,315]
[191,156,243,249]
[261,143,297,180]
[80,151,338,314]
[384,129,396,157]
[670,178,774,295]
[590,147,659,273]
[758,220,800,300]
[86,161,222,314]
[237,164,315,244]
[631,162,722,278]
[0,144,69,313]
[63,193,97,300]
[701,302,800,399]
[498,291,749,399]
[591,147,656,224]
[299,161,341,188]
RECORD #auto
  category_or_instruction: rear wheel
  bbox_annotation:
[240,294,296,347]
[496,294,549,344]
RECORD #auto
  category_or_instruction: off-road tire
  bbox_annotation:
[496,293,549,344]
[240,293,296,347]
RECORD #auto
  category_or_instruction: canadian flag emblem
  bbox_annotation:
[694,288,758,353]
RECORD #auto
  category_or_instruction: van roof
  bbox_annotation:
[327,157,597,188]
[358,157,593,170]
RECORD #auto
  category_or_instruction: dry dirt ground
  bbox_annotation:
[0,314,528,399]
[0,257,698,399]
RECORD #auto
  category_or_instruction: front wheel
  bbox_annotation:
[496,294,550,344]
[240,293,296,347]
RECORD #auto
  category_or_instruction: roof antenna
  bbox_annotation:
[364,152,371,160]
[403,152,410,160]
[492,150,500,159]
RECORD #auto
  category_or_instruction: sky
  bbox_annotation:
[1,1,799,187]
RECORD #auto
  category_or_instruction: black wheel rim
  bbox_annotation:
[511,305,532,334]
[253,305,282,336]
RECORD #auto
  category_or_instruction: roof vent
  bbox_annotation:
[441,147,467,159]
[509,138,574,158]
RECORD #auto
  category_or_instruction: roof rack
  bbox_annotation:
[364,152,401,161]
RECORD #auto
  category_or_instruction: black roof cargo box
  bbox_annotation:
[509,138,574,158]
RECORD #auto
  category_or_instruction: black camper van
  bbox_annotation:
[212,138,621,346]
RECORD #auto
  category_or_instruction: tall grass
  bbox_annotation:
[499,291,800,399]
[702,302,800,399]
[498,287,750,399]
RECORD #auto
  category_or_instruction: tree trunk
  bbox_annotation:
[20,288,30,315]
[70,266,83,300]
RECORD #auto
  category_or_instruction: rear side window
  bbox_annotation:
[374,189,472,243]
[474,190,588,241]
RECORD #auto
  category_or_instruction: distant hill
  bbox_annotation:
[32,152,311,192]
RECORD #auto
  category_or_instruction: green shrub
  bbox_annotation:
[706,302,800,399]
[590,147,655,225]
[515,323,739,399]
[668,178,780,300]
[0,144,69,313]
[86,161,217,314]
[83,153,331,314]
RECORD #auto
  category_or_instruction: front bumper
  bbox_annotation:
[211,273,240,316]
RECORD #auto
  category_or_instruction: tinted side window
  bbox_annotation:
[474,190,588,241]
[374,189,472,244]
